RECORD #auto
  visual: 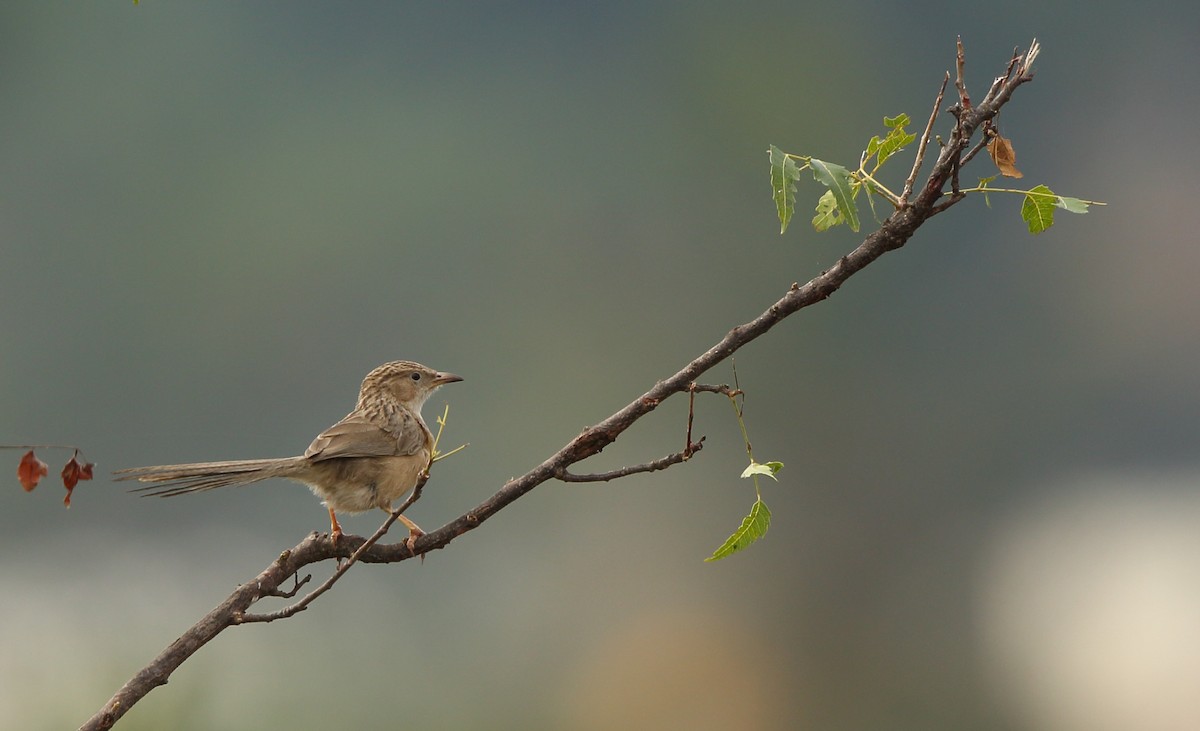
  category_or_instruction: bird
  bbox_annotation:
[114,361,463,546]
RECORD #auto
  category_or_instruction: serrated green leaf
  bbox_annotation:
[1055,196,1090,214]
[1021,184,1057,234]
[740,460,784,480]
[812,189,844,231]
[876,132,916,168]
[705,498,771,562]
[864,116,916,170]
[769,145,801,234]
[810,158,859,232]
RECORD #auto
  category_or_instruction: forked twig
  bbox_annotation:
[235,476,428,624]
[557,442,705,483]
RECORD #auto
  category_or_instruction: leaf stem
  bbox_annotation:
[958,185,1106,204]
[724,388,762,500]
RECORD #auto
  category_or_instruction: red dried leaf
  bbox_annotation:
[18,450,49,492]
[61,458,81,490]
[60,452,93,508]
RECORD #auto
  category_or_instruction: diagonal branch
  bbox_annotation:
[81,39,1040,731]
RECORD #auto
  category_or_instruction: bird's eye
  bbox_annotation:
[410,372,422,381]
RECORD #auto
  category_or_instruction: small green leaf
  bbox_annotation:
[812,189,844,231]
[810,158,859,232]
[866,115,916,169]
[705,498,771,562]
[741,460,784,480]
[1021,184,1058,234]
[769,145,801,234]
[1055,196,1090,214]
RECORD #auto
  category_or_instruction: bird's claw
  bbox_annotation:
[406,527,425,562]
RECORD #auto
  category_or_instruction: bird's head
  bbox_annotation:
[358,360,463,414]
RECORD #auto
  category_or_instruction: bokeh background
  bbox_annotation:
[3,2,1199,730]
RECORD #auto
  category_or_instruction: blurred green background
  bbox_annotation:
[3,2,1199,730]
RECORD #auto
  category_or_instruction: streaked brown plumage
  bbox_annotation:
[114,361,462,543]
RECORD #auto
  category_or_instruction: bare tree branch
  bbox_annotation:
[81,40,1040,731]
[557,441,705,482]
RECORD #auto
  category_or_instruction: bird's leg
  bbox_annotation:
[389,510,425,556]
[328,507,344,545]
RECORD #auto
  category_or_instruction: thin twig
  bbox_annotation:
[687,384,737,396]
[686,386,696,454]
[902,71,949,204]
[955,36,971,110]
[261,571,311,599]
[557,441,705,483]
[929,191,966,216]
[960,128,993,169]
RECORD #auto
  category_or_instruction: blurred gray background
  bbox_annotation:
[3,2,1199,730]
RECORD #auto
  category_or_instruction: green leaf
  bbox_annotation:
[741,460,784,480]
[769,145,801,234]
[812,189,844,231]
[865,115,916,169]
[1021,184,1058,234]
[810,158,859,232]
[705,498,771,562]
[1055,196,1091,214]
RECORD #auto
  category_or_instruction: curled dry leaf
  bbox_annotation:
[987,133,1023,178]
[18,450,49,492]
[60,451,94,507]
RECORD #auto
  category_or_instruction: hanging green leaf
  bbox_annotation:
[705,498,771,562]
[812,190,844,231]
[1021,184,1058,233]
[769,145,801,234]
[740,460,784,480]
[810,158,860,232]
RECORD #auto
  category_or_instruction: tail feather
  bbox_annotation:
[113,457,308,497]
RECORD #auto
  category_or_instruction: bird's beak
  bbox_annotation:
[435,371,464,385]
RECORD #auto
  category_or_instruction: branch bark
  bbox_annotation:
[81,39,1037,731]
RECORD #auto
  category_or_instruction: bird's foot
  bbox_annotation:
[405,526,425,558]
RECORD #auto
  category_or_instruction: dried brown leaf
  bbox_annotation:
[988,134,1023,178]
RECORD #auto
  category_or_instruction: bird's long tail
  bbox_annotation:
[113,457,309,497]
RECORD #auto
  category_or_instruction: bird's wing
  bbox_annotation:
[304,411,427,461]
